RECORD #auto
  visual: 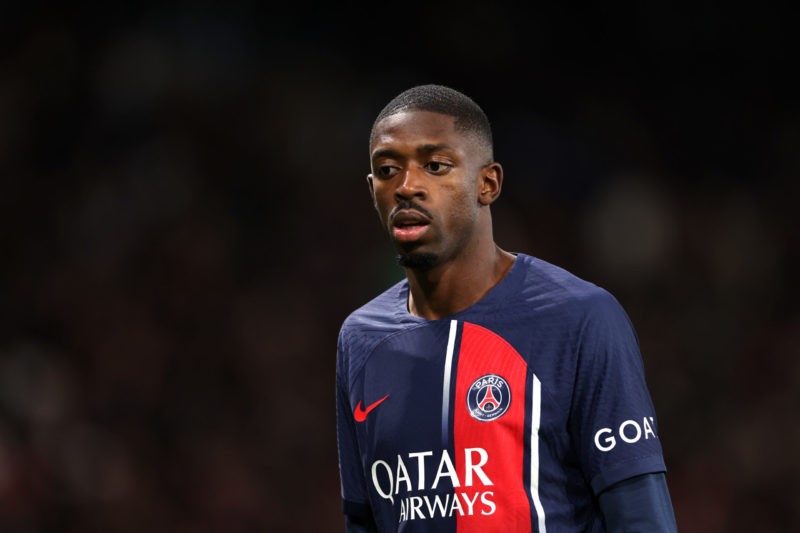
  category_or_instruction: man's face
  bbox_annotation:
[368,110,490,269]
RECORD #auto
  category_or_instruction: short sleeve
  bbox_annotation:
[336,331,373,518]
[569,289,667,494]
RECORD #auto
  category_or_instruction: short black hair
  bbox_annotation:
[370,84,493,158]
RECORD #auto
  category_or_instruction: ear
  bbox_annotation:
[478,162,504,206]
[367,173,378,210]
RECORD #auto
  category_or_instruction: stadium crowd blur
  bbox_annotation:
[1,4,798,532]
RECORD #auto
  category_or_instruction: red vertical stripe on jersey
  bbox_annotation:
[453,322,532,532]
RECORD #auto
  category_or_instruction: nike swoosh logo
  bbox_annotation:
[353,395,389,422]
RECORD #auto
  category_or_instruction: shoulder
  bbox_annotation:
[337,278,421,385]
[338,278,416,358]
[340,279,405,335]
[514,256,641,358]
[513,254,622,318]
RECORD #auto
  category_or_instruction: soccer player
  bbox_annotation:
[336,84,677,532]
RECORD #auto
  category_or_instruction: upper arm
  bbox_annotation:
[569,290,668,493]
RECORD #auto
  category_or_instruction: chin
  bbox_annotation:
[396,252,439,269]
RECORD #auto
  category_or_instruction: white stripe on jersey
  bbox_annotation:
[531,375,547,532]
[441,319,458,446]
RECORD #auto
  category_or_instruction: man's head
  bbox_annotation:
[370,84,494,164]
[368,85,503,271]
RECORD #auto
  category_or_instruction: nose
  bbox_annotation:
[395,168,427,201]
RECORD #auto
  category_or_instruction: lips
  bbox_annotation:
[392,210,430,227]
[391,209,431,242]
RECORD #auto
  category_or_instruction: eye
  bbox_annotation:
[374,165,399,179]
[425,161,453,175]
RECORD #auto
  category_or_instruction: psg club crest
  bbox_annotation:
[467,374,511,422]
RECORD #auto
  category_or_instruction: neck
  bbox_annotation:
[406,242,515,320]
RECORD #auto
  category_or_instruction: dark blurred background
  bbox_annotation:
[1,3,798,532]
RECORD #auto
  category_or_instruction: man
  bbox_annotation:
[336,84,677,532]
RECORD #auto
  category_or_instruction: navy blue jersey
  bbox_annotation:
[336,254,666,532]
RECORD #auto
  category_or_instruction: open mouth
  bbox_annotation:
[391,210,431,242]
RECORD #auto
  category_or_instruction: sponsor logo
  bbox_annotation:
[466,374,510,422]
[370,448,496,522]
[594,416,658,452]
[354,395,389,422]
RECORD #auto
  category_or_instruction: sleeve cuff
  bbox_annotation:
[590,454,667,495]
